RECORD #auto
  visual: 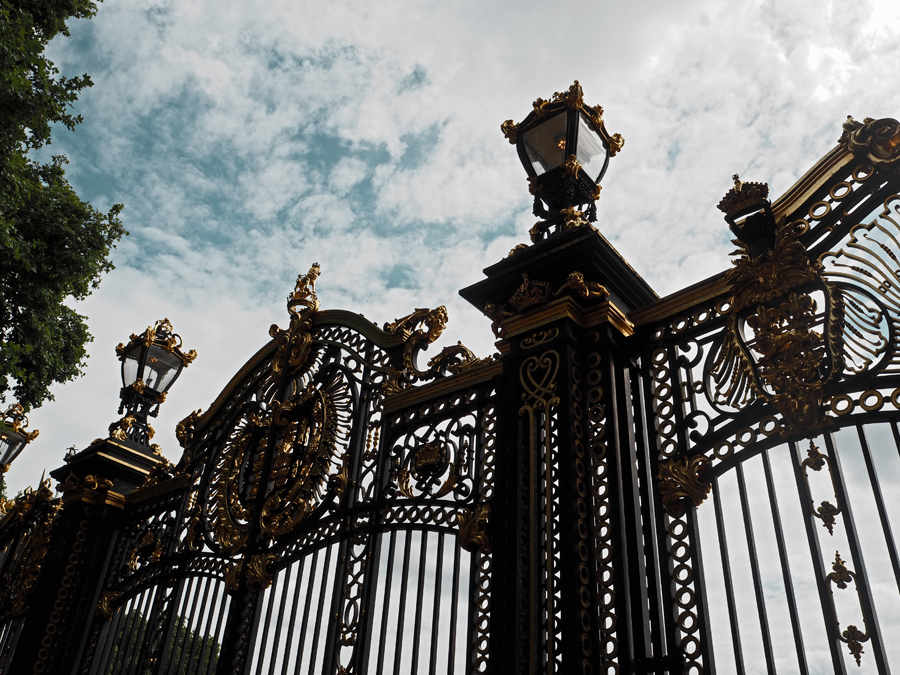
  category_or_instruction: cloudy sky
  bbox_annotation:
[8,0,900,494]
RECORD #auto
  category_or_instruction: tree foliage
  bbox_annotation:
[0,0,125,410]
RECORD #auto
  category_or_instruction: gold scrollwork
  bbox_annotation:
[457,504,491,553]
[710,184,841,433]
[246,552,276,590]
[657,454,712,517]
[270,263,321,375]
[521,328,560,350]
[96,591,119,621]
[383,306,489,393]
[519,350,560,412]
[826,551,871,666]
[839,116,900,168]
[175,408,204,449]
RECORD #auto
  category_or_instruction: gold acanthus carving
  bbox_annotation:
[658,454,712,517]
[839,116,900,168]
[176,409,204,448]
[382,306,489,395]
[270,263,320,375]
[58,473,114,494]
[458,504,491,553]
[97,591,119,621]
[246,552,276,590]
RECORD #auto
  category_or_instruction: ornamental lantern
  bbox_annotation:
[0,403,39,474]
[501,80,623,242]
[113,319,196,446]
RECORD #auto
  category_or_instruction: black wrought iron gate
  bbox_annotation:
[1,115,900,675]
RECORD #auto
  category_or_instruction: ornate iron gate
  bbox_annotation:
[0,115,899,675]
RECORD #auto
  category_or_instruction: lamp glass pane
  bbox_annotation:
[143,347,182,393]
[0,430,26,466]
[121,348,141,387]
[576,114,608,182]
[522,112,568,175]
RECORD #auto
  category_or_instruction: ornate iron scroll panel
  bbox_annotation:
[638,155,900,672]
[75,305,498,675]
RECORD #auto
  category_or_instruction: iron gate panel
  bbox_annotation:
[637,124,900,674]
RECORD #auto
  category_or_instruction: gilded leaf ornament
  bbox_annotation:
[458,504,491,553]
[657,454,712,518]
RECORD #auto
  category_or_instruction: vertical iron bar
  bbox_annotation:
[686,504,717,674]
[410,530,429,671]
[207,582,231,675]
[96,603,125,675]
[307,543,335,673]
[267,563,293,674]
[788,440,847,674]
[296,547,321,675]
[196,578,223,675]
[761,449,809,675]
[391,531,414,675]
[735,462,775,674]
[186,577,215,674]
[711,475,745,674]
[824,432,891,673]
[858,425,900,590]
[447,535,462,675]
[125,589,156,675]
[375,531,397,675]
[281,556,307,675]
[110,595,139,675]
[632,361,668,661]
[174,577,204,675]
[428,532,445,675]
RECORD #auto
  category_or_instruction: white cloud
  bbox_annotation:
[8,0,900,496]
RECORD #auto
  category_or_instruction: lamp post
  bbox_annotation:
[0,402,39,476]
[111,318,196,447]
[501,80,623,243]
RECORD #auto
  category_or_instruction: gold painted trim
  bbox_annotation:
[126,473,192,505]
[383,361,502,413]
[630,273,730,327]
[499,296,633,339]
[771,145,854,221]
[94,452,155,475]
[61,489,126,508]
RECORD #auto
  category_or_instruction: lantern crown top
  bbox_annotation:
[116,318,197,367]
[717,174,770,220]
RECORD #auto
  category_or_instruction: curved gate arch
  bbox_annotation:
[78,267,499,675]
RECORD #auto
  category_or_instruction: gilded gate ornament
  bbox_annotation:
[826,551,871,666]
[839,116,900,168]
[457,504,491,553]
[270,263,320,375]
[382,305,488,394]
[657,454,712,518]
[710,178,843,434]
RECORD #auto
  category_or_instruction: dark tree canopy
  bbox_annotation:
[0,0,125,410]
